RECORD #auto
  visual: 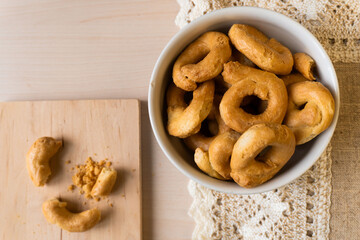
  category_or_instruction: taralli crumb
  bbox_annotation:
[65,160,71,164]
[72,157,116,199]
[68,184,75,192]
[26,137,62,187]
[42,198,101,232]
[294,52,316,80]
[173,31,231,91]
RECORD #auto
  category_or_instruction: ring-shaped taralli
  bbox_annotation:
[293,53,316,80]
[219,65,288,133]
[208,131,240,179]
[283,81,335,145]
[194,148,227,180]
[167,80,215,138]
[228,24,293,75]
[184,95,230,151]
[230,123,296,188]
[42,198,101,232]
[173,31,232,91]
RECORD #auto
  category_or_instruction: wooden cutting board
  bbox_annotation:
[0,99,141,240]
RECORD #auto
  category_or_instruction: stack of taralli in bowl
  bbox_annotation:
[166,24,335,188]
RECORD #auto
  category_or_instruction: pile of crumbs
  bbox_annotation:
[71,157,112,200]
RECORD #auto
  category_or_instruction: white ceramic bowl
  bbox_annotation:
[148,7,339,194]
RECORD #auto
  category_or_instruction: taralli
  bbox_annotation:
[26,137,62,187]
[228,24,293,75]
[230,124,296,188]
[281,73,308,86]
[42,198,101,232]
[284,81,335,144]
[91,167,117,197]
[194,148,226,180]
[184,95,230,151]
[220,64,288,132]
[294,53,316,80]
[166,27,335,188]
[173,31,231,91]
[228,47,256,68]
[167,80,214,138]
[208,131,240,179]
[222,61,280,85]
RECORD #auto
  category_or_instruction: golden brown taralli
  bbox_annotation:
[167,81,214,138]
[228,24,293,75]
[208,131,240,179]
[194,148,227,180]
[184,95,230,151]
[26,137,62,187]
[42,198,101,232]
[173,31,232,91]
[166,27,335,188]
[220,64,288,133]
[222,61,281,85]
[293,52,316,80]
[230,124,295,188]
[284,81,335,144]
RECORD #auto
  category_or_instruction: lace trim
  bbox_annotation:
[188,145,332,240]
[175,0,360,63]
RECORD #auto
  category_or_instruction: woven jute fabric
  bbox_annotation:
[175,1,360,239]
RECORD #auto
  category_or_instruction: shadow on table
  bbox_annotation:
[141,101,155,239]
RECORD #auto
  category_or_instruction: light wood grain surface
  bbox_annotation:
[0,99,141,240]
[0,1,194,240]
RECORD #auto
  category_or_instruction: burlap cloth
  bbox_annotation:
[175,1,360,239]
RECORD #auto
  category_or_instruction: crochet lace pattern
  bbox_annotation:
[188,145,332,239]
[175,0,360,63]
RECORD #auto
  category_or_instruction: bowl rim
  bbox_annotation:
[148,6,340,194]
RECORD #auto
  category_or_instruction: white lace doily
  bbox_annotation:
[188,145,332,240]
[176,0,360,63]
[174,1,344,239]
